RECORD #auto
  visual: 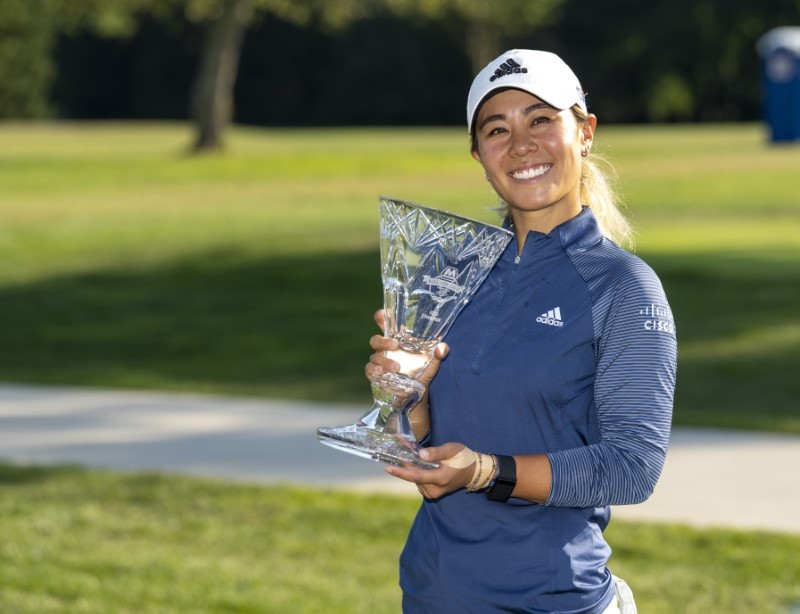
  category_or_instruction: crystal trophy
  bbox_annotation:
[316,196,513,468]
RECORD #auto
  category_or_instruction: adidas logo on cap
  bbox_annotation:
[489,58,528,82]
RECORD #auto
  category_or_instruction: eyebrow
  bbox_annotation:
[477,102,555,132]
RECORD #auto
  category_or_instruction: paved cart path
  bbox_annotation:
[1,383,797,534]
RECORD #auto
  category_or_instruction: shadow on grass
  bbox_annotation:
[0,248,382,402]
[648,252,800,432]
[0,247,797,431]
[0,462,84,485]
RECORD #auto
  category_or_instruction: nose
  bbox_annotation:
[510,128,536,156]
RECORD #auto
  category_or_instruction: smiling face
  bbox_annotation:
[471,88,596,239]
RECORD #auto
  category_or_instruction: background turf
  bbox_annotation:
[1,122,798,431]
[1,464,798,614]
[1,122,799,613]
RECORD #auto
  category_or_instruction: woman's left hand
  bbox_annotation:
[385,443,474,500]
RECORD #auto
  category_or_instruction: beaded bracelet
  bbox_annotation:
[466,453,498,493]
[477,454,498,491]
[466,453,484,492]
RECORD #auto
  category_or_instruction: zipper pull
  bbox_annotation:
[514,255,521,265]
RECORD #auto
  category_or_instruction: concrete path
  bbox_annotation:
[1,383,798,535]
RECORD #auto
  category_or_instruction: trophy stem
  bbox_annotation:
[316,373,437,468]
[357,402,383,430]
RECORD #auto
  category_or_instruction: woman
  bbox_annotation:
[367,49,677,613]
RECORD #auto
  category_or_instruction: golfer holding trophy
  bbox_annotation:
[319,49,676,613]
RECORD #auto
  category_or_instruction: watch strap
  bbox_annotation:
[486,455,516,502]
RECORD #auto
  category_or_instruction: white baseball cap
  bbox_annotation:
[467,49,587,134]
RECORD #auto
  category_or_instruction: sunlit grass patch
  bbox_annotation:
[0,121,797,431]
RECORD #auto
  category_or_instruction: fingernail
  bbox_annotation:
[419,449,429,460]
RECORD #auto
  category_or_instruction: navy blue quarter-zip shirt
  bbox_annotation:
[400,207,677,613]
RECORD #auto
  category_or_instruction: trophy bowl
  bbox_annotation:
[317,196,513,468]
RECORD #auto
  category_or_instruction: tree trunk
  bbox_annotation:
[464,18,500,75]
[190,0,252,153]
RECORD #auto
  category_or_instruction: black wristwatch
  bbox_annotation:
[486,455,517,502]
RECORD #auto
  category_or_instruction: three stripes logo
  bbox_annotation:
[536,307,564,327]
[490,58,528,82]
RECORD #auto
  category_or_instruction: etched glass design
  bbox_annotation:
[317,197,513,468]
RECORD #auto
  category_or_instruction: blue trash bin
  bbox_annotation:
[757,27,800,143]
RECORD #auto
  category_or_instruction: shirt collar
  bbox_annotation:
[555,206,604,252]
[503,206,604,253]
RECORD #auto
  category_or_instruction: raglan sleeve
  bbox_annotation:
[544,262,678,507]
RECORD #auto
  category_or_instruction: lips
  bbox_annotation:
[510,164,552,180]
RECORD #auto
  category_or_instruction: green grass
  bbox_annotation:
[0,121,799,431]
[2,123,798,612]
[0,463,798,613]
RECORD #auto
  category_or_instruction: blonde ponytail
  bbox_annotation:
[573,105,633,249]
[579,152,634,249]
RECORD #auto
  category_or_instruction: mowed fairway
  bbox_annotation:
[1,464,799,614]
[0,122,798,432]
[1,124,800,614]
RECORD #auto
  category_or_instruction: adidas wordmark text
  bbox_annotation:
[537,307,564,327]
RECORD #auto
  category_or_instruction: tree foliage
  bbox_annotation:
[0,0,56,118]
[382,0,564,72]
[2,0,799,130]
[0,0,156,118]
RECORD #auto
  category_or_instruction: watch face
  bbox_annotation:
[487,455,516,501]
[498,455,517,481]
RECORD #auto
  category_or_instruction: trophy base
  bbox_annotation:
[317,424,438,469]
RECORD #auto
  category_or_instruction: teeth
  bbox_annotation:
[512,165,550,180]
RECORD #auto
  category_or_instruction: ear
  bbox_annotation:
[581,114,597,149]
[471,147,482,164]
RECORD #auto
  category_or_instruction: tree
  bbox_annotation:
[381,0,565,73]
[0,0,328,150]
[0,0,164,119]
[157,0,566,151]
[1,0,561,149]
[172,0,369,152]
[0,0,56,118]
[189,0,253,151]
[133,0,307,152]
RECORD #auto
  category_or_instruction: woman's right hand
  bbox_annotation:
[364,309,449,388]
[365,309,448,443]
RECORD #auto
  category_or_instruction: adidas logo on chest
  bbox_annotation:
[536,307,564,327]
